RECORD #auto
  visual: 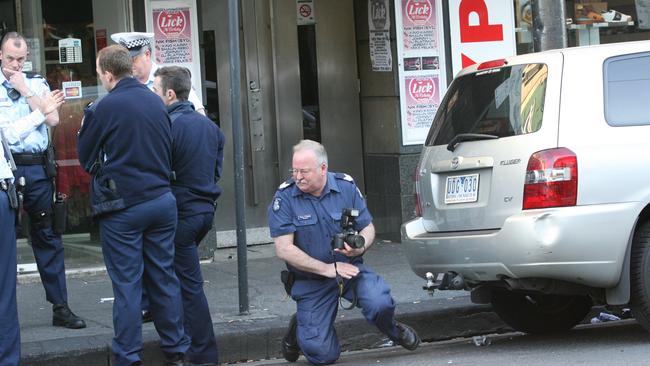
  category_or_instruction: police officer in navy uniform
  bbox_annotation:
[110,32,207,323]
[268,140,420,365]
[0,130,20,366]
[152,65,224,365]
[0,31,85,329]
[0,91,64,366]
[77,45,190,366]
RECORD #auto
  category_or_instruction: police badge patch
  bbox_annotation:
[273,197,281,211]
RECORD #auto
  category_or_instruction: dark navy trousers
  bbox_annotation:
[15,165,67,305]
[99,192,189,366]
[0,191,19,366]
[174,212,219,364]
[291,264,400,365]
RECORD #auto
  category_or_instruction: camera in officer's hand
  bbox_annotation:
[331,208,365,250]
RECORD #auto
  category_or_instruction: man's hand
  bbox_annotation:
[40,90,65,115]
[325,262,359,279]
[2,68,29,95]
[334,243,365,258]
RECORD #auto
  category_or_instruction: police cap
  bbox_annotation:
[110,32,154,57]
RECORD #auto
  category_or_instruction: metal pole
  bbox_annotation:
[228,0,249,315]
[531,0,567,52]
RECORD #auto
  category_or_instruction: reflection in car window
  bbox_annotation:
[426,63,548,147]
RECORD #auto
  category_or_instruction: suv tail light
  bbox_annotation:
[523,147,578,210]
[413,166,423,217]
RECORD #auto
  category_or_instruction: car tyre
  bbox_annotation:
[630,221,650,331]
[491,290,592,334]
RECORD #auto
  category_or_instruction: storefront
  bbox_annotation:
[4,0,650,272]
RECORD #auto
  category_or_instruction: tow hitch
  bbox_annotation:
[423,272,465,295]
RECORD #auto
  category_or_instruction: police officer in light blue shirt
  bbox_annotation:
[0,31,86,329]
[268,140,420,365]
[0,90,64,366]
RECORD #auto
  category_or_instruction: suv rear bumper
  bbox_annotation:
[401,202,637,288]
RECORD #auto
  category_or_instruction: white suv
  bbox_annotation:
[401,40,650,334]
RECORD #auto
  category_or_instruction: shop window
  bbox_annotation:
[604,52,650,126]
[16,0,102,269]
[514,1,650,54]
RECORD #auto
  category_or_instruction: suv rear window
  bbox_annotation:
[425,63,548,146]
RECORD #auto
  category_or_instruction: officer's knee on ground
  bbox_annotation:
[299,336,340,366]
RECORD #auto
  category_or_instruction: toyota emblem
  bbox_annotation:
[451,157,459,169]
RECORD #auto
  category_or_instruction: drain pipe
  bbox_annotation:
[228,0,249,315]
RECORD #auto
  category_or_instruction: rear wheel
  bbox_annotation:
[630,221,650,331]
[491,290,592,334]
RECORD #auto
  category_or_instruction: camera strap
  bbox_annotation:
[333,261,358,310]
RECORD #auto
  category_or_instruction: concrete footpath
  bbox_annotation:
[17,241,510,365]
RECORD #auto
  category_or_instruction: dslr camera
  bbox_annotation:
[331,208,365,250]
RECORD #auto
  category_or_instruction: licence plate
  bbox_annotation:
[445,173,479,204]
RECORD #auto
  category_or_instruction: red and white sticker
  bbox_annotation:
[408,77,436,101]
[157,9,187,36]
[405,0,432,24]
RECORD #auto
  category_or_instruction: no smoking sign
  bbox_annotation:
[296,0,315,25]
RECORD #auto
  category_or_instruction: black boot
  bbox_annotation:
[52,303,86,329]
[396,322,420,351]
[163,353,187,366]
[142,310,154,323]
[281,313,299,362]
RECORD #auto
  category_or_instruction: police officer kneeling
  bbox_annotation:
[268,140,420,365]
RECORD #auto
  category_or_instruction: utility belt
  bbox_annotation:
[12,152,46,165]
[12,146,57,178]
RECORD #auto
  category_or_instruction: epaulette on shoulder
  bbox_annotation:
[334,172,354,182]
[24,72,44,79]
[278,179,295,190]
[85,96,104,112]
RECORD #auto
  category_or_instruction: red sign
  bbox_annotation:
[408,78,435,101]
[157,10,187,36]
[406,0,432,24]
[299,4,312,18]
[449,0,515,75]
[459,0,503,44]
[95,29,107,51]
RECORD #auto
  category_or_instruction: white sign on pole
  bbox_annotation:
[448,0,516,77]
[297,0,316,25]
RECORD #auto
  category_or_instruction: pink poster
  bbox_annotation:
[153,7,192,64]
[405,75,440,128]
[402,0,437,51]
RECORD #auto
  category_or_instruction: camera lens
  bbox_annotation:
[346,234,365,249]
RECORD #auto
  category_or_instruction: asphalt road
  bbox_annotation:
[240,319,650,366]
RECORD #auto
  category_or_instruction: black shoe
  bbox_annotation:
[142,310,153,323]
[281,314,299,362]
[163,353,187,366]
[52,303,86,329]
[396,322,420,351]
